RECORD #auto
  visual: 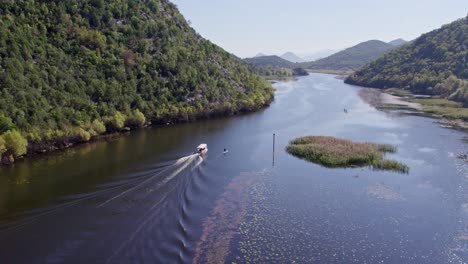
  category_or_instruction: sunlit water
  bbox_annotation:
[0,73,467,263]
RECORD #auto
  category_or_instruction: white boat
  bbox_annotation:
[197,144,208,155]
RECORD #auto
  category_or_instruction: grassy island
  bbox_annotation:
[286,136,409,173]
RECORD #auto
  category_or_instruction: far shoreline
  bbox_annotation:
[358,88,468,133]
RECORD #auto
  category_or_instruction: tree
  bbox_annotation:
[0,115,14,133]
[2,130,28,158]
[0,135,6,156]
[104,112,126,131]
[125,109,146,128]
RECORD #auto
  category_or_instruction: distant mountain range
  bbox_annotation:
[280,52,305,63]
[346,15,468,105]
[255,53,269,57]
[300,40,401,71]
[388,38,408,46]
[246,38,408,71]
[300,49,339,62]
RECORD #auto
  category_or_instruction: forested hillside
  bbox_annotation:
[243,55,296,68]
[346,16,468,105]
[301,40,396,70]
[0,0,273,163]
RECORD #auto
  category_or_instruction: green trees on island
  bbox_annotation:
[0,0,273,163]
[346,15,468,105]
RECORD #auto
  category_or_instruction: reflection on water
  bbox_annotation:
[0,73,467,263]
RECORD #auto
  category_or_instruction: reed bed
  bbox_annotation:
[287,136,408,173]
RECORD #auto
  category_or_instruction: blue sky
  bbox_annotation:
[171,0,467,58]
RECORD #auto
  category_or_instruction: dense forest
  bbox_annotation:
[346,15,468,105]
[0,0,274,163]
[244,55,308,78]
[300,40,399,71]
[247,65,293,79]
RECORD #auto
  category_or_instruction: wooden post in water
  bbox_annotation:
[273,133,276,167]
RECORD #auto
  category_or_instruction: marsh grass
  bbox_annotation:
[406,98,468,121]
[384,88,414,97]
[287,136,408,173]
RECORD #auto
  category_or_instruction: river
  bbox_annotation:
[0,73,467,263]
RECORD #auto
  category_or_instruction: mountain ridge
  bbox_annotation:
[346,15,468,105]
[281,52,305,63]
[300,40,397,70]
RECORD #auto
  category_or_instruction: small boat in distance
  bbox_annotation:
[197,144,208,155]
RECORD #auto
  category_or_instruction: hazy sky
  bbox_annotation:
[171,0,467,58]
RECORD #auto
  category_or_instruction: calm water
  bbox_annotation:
[0,73,467,263]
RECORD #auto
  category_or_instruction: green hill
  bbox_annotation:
[243,55,296,68]
[0,0,273,163]
[302,40,396,71]
[346,16,468,105]
[388,38,408,46]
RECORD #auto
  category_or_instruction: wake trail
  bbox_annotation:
[0,154,200,234]
[105,155,202,263]
[97,154,198,208]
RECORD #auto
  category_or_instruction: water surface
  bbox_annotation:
[0,73,467,263]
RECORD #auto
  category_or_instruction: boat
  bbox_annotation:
[197,144,208,155]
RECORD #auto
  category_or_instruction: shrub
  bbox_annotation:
[2,130,28,158]
[73,128,91,142]
[125,109,146,128]
[104,111,126,131]
[26,128,42,143]
[0,115,14,133]
[44,129,65,141]
[91,119,106,134]
[0,135,6,155]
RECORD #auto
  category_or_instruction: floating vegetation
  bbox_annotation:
[367,183,404,201]
[286,136,409,173]
[193,171,263,263]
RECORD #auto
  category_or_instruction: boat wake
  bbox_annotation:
[0,153,204,235]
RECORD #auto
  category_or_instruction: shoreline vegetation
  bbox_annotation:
[305,69,352,76]
[246,64,309,82]
[358,88,468,131]
[0,100,272,166]
[286,136,409,173]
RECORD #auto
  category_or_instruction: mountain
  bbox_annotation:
[388,38,408,46]
[346,16,468,105]
[281,52,305,63]
[243,55,296,68]
[301,40,396,71]
[300,49,339,61]
[0,0,273,163]
[255,53,269,57]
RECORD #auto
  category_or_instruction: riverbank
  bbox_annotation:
[358,88,468,132]
[0,97,274,167]
[305,69,353,80]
